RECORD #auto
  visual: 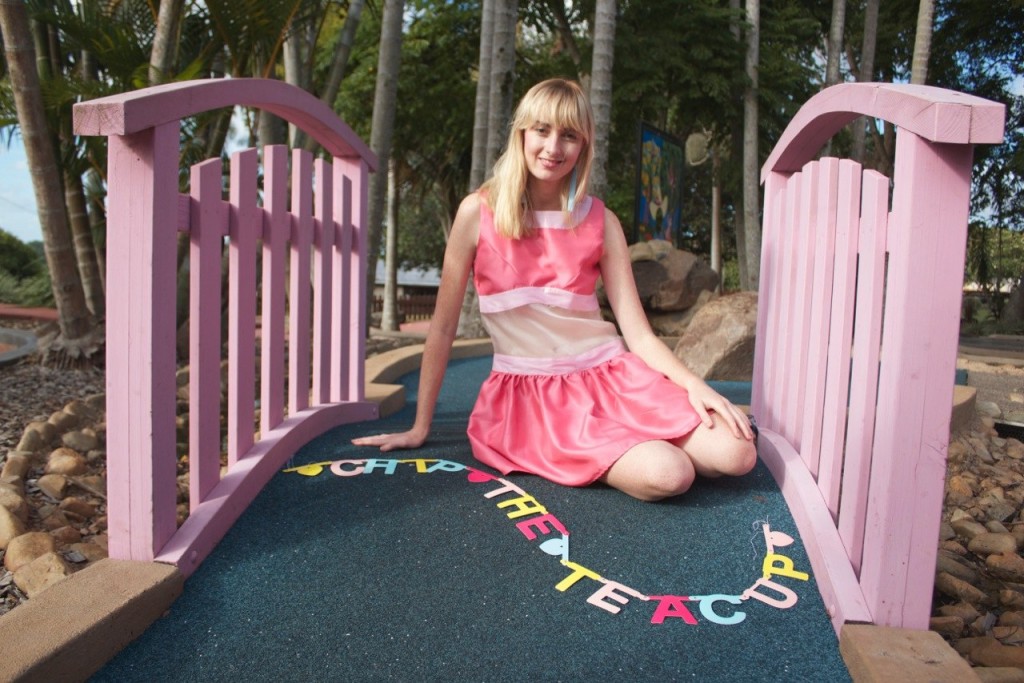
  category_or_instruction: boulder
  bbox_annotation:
[648,290,717,337]
[630,246,719,313]
[673,292,758,380]
[12,551,71,598]
[46,447,88,476]
[4,531,57,572]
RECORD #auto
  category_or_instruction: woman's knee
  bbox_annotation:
[636,455,695,501]
[718,438,757,476]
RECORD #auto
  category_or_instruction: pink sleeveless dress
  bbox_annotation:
[466,196,703,486]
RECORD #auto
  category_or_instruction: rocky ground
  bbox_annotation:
[4,318,1024,678]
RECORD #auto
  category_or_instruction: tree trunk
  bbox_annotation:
[729,0,748,288]
[588,0,616,200]
[381,159,400,332]
[485,0,518,171]
[469,0,494,191]
[300,0,365,153]
[0,0,93,349]
[825,0,846,87]
[851,0,879,163]
[149,0,184,85]
[64,171,104,316]
[741,0,760,291]
[910,0,934,85]
[365,0,405,324]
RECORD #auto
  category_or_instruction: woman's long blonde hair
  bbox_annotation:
[480,79,595,239]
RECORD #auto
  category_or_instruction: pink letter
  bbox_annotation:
[648,596,698,625]
[587,581,647,615]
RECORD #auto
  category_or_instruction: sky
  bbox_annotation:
[0,135,41,244]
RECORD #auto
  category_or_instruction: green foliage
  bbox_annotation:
[0,228,43,279]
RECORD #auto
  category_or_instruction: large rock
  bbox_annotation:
[4,531,57,572]
[673,292,758,380]
[629,244,720,312]
[649,290,717,337]
[12,551,71,597]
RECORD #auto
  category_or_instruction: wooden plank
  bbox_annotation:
[799,158,841,477]
[289,149,314,414]
[261,146,288,433]
[757,429,873,633]
[785,162,821,451]
[775,172,803,443]
[312,159,334,406]
[837,171,889,572]
[73,78,377,167]
[188,158,225,510]
[343,158,369,402]
[104,123,180,562]
[330,168,351,403]
[859,133,975,629]
[752,172,784,422]
[816,161,862,516]
[760,83,1006,180]
[227,149,259,466]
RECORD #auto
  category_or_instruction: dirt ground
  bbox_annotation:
[958,356,1024,423]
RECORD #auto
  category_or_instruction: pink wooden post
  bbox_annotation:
[103,124,180,562]
[755,83,1005,632]
[74,78,379,576]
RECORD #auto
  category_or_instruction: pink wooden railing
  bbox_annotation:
[752,83,1006,632]
[73,78,379,578]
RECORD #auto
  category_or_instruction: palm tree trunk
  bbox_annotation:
[365,0,405,319]
[588,0,616,199]
[825,0,846,87]
[0,0,92,343]
[469,0,495,191]
[381,158,400,332]
[485,0,518,171]
[741,0,760,291]
[64,171,104,316]
[910,0,934,85]
[149,0,184,84]
[851,0,879,163]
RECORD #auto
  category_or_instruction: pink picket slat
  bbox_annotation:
[343,158,369,402]
[261,145,289,433]
[188,158,226,510]
[816,161,862,516]
[331,170,353,402]
[775,174,803,443]
[798,159,840,478]
[227,149,260,467]
[751,173,782,424]
[312,159,335,405]
[289,149,314,414]
[837,171,889,572]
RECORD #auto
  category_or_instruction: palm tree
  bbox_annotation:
[588,0,616,199]
[910,0,934,84]
[0,0,95,364]
[742,0,760,291]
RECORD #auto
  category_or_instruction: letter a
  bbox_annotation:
[648,596,698,625]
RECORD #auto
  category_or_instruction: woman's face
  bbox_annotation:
[522,121,584,186]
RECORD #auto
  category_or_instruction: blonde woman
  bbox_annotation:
[354,79,755,501]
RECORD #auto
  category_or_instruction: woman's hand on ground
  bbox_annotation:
[351,430,426,452]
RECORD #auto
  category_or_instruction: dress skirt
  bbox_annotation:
[466,352,703,486]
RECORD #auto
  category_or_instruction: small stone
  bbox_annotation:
[937,551,979,583]
[969,532,1019,555]
[939,602,982,622]
[16,421,56,452]
[940,539,969,555]
[972,638,1024,667]
[946,475,976,506]
[953,635,996,656]
[0,453,32,483]
[987,501,1019,523]
[1007,439,1024,459]
[62,429,99,452]
[49,525,82,545]
[58,496,97,520]
[988,520,1012,533]
[37,473,69,500]
[1001,589,1024,608]
[929,615,964,637]
[974,667,1024,683]
[47,410,80,432]
[952,517,989,541]
[4,531,58,572]
[67,542,107,563]
[0,486,29,522]
[935,571,988,604]
[978,401,1003,418]
[84,394,105,412]
[68,474,106,499]
[89,533,108,551]
[972,612,999,635]
[39,507,71,531]
[12,551,71,598]
[992,626,1024,645]
[999,611,1024,627]
[939,521,956,541]
[45,447,87,476]
[63,399,97,421]
[0,505,27,550]
[987,552,1024,582]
